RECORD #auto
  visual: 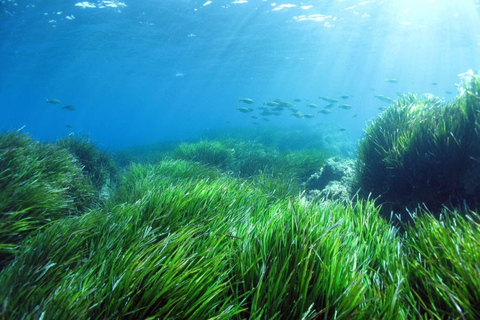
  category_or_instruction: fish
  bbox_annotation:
[444,90,453,95]
[46,99,61,104]
[291,111,304,118]
[304,114,314,118]
[373,95,395,103]
[353,114,357,118]
[338,128,346,131]
[318,109,331,115]
[324,103,335,109]
[277,101,293,108]
[319,96,338,103]
[261,118,270,121]
[263,101,279,107]
[385,79,398,83]
[251,116,258,119]
[66,124,73,128]
[62,105,76,111]
[431,82,438,86]
[239,98,255,104]
[339,95,350,99]
[236,107,254,113]
[293,99,302,102]
[338,104,352,110]
[306,103,318,108]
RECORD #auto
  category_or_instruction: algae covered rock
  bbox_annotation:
[305,157,355,201]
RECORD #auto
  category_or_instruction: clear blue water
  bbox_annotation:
[1,0,480,149]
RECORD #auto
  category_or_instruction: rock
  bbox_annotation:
[305,157,355,202]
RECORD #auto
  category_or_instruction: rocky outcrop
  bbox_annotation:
[305,157,355,202]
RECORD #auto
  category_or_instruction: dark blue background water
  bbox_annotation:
[1,0,480,149]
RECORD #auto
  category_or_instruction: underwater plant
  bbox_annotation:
[223,139,279,178]
[56,134,118,192]
[111,159,225,206]
[199,126,347,154]
[2,158,480,319]
[404,208,480,319]
[355,71,480,221]
[171,140,234,169]
[249,171,298,199]
[0,130,95,266]
[281,149,332,183]
[169,138,331,184]
[0,161,406,319]
[113,140,178,166]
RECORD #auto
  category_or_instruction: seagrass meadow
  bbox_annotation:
[1,75,480,319]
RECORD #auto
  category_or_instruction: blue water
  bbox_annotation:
[1,0,480,149]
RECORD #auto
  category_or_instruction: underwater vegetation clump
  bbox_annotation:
[356,70,480,221]
[56,134,118,192]
[404,208,480,319]
[0,130,95,266]
[200,126,355,157]
[172,140,234,170]
[171,139,330,180]
[169,138,332,199]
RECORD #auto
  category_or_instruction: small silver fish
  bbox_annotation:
[277,101,293,108]
[319,96,338,103]
[46,99,61,104]
[239,98,255,104]
[263,101,279,107]
[385,79,398,83]
[373,95,395,103]
[236,107,254,113]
